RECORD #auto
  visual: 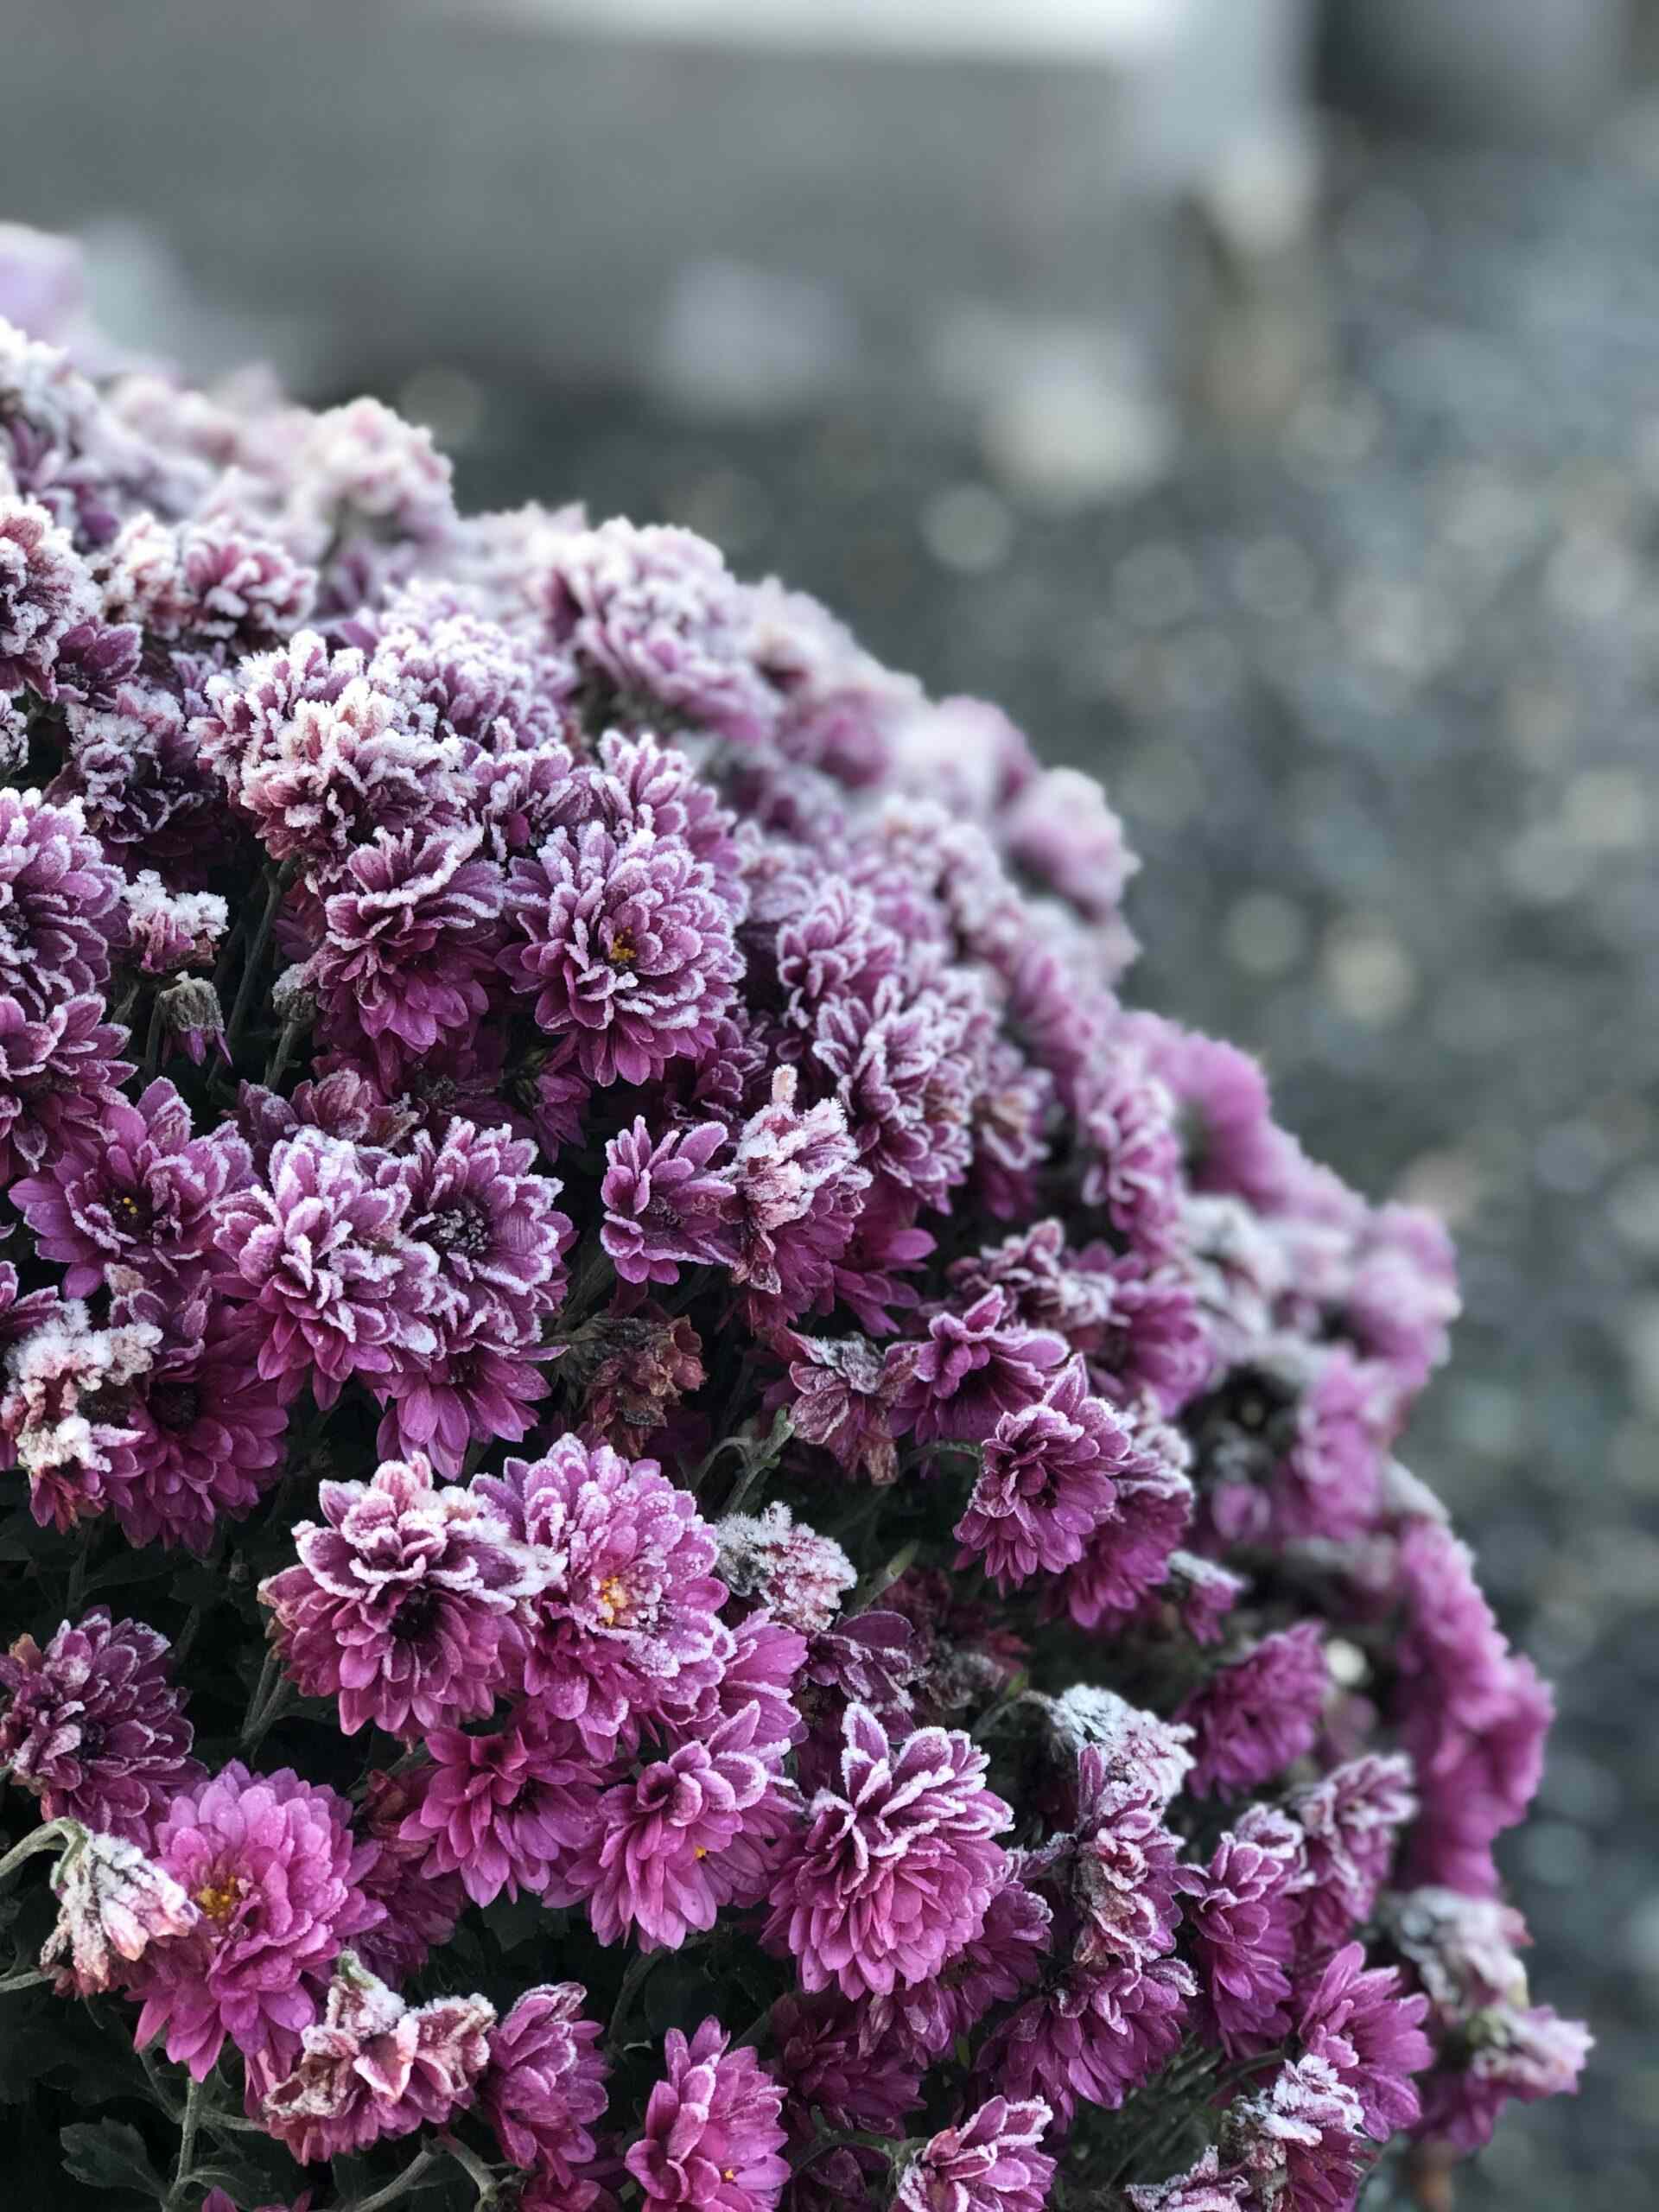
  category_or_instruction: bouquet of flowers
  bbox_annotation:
[0,258,1586,2212]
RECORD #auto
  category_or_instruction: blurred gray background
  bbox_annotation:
[3,3,1656,2203]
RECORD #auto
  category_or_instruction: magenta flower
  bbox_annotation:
[601,1115,735,1285]
[212,1129,439,1407]
[260,1950,494,2163]
[477,1434,731,1753]
[396,1706,606,1907]
[1287,1755,1415,1955]
[353,1765,465,1986]
[130,1762,383,2079]
[1048,1744,1185,1974]
[567,1701,798,1949]
[0,990,131,1189]
[728,1067,868,1325]
[890,1288,1068,1447]
[1223,2053,1370,2212]
[1177,1807,1306,2057]
[260,1452,541,1737]
[0,788,123,1018]
[766,1702,1011,2001]
[0,1606,200,1843]
[863,1871,1052,2062]
[1059,1411,1194,1635]
[399,1114,572,1332]
[894,2095,1056,2212]
[625,2018,790,2211]
[988,1957,1195,2126]
[1124,2150,1250,2211]
[1178,1623,1328,1797]
[12,1077,250,1296]
[540,517,778,743]
[1414,2002,1590,2153]
[310,822,501,1078]
[483,1982,609,2197]
[1296,1943,1431,2139]
[502,818,742,1086]
[955,1357,1127,1589]
[0,495,95,696]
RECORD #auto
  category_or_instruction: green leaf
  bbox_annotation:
[59,2119,166,2199]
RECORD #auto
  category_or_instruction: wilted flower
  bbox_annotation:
[893,2095,1056,2212]
[40,1823,200,1994]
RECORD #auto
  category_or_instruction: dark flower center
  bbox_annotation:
[107,1186,156,1237]
[147,1382,200,1433]
[427,1200,490,1256]
[75,1723,106,1761]
[391,1585,442,1643]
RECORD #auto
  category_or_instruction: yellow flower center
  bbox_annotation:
[596,1575,630,1625]
[194,1876,245,1923]
[608,927,637,967]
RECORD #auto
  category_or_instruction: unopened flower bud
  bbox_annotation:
[157,975,227,1066]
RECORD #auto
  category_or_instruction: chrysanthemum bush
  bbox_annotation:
[0,273,1586,2212]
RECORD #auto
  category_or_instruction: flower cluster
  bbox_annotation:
[0,246,1582,2212]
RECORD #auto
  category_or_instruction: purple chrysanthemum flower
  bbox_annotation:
[955,1357,1127,1589]
[0,1294,156,1532]
[119,872,227,976]
[540,518,779,744]
[861,1869,1052,2062]
[477,1434,730,1754]
[1178,1623,1329,1798]
[601,1116,735,1286]
[373,1305,551,1478]
[988,1957,1195,2126]
[0,1606,200,1843]
[12,1077,251,1297]
[566,1701,798,1949]
[625,2018,790,2212]
[258,1950,493,2164]
[1124,2150,1251,2210]
[894,2095,1057,2212]
[259,1451,541,1738]
[766,1701,1011,2001]
[501,818,742,1086]
[483,1982,609,2200]
[1391,1521,1552,1897]
[0,989,131,1188]
[811,969,982,1214]
[1223,2053,1370,2212]
[772,1990,924,2160]
[1078,1046,1185,1262]
[1287,1755,1415,1956]
[399,1115,572,1333]
[1059,1410,1193,1634]
[715,1502,855,1635]
[728,1067,868,1326]
[0,494,96,696]
[1296,1942,1431,2140]
[353,1765,465,1986]
[130,1762,383,2080]
[211,1130,439,1407]
[40,1824,201,1998]
[309,822,502,1079]
[1177,1807,1306,2057]
[1043,1742,1186,1974]
[0,788,123,1018]
[1413,2002,1591,2153]
[396,1707,606,1908]
[890,1288,1068,1448]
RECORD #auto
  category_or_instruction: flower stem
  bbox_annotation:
[845,1540,918,1618]
[607,1946,662,2054]
[0,1820,70,1885]
[227,861,294,1055]
[167,2074,206,2210]
[335,2147,442,2212]
[443,2135,503,2203]
[0,1967,47,1993]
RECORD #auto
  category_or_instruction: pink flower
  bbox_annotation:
[566,1702,798,1949]
[260,1951,494,2163]
[483,1982,609,2196]
[890,1287,1068,1447]
[260,1451,541,1738]
[211,1129,439,1408]
[955,1357,1127,1589]
[1177,1807,1307,2057]
[397,1707,607,1907]
[0,1606,200,1842]
[766,1702,1011,2001]
[478,1434,731,1754]
[988,1958,1195,2126]
[1223,2053,1371,2212]
[1296,1942,1431,2140]
[129,1763,383,2079]
[728,1067,868,1326]
[893,2095,1056,2212]
[601,1116,735,1286]
[1177,1624,1328,1798]
[625,2018,790,2211]
[502,818,742,1086]
[715,1502,855,1634]
[1287,1755,1415,1955]
[0,495,96,696]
